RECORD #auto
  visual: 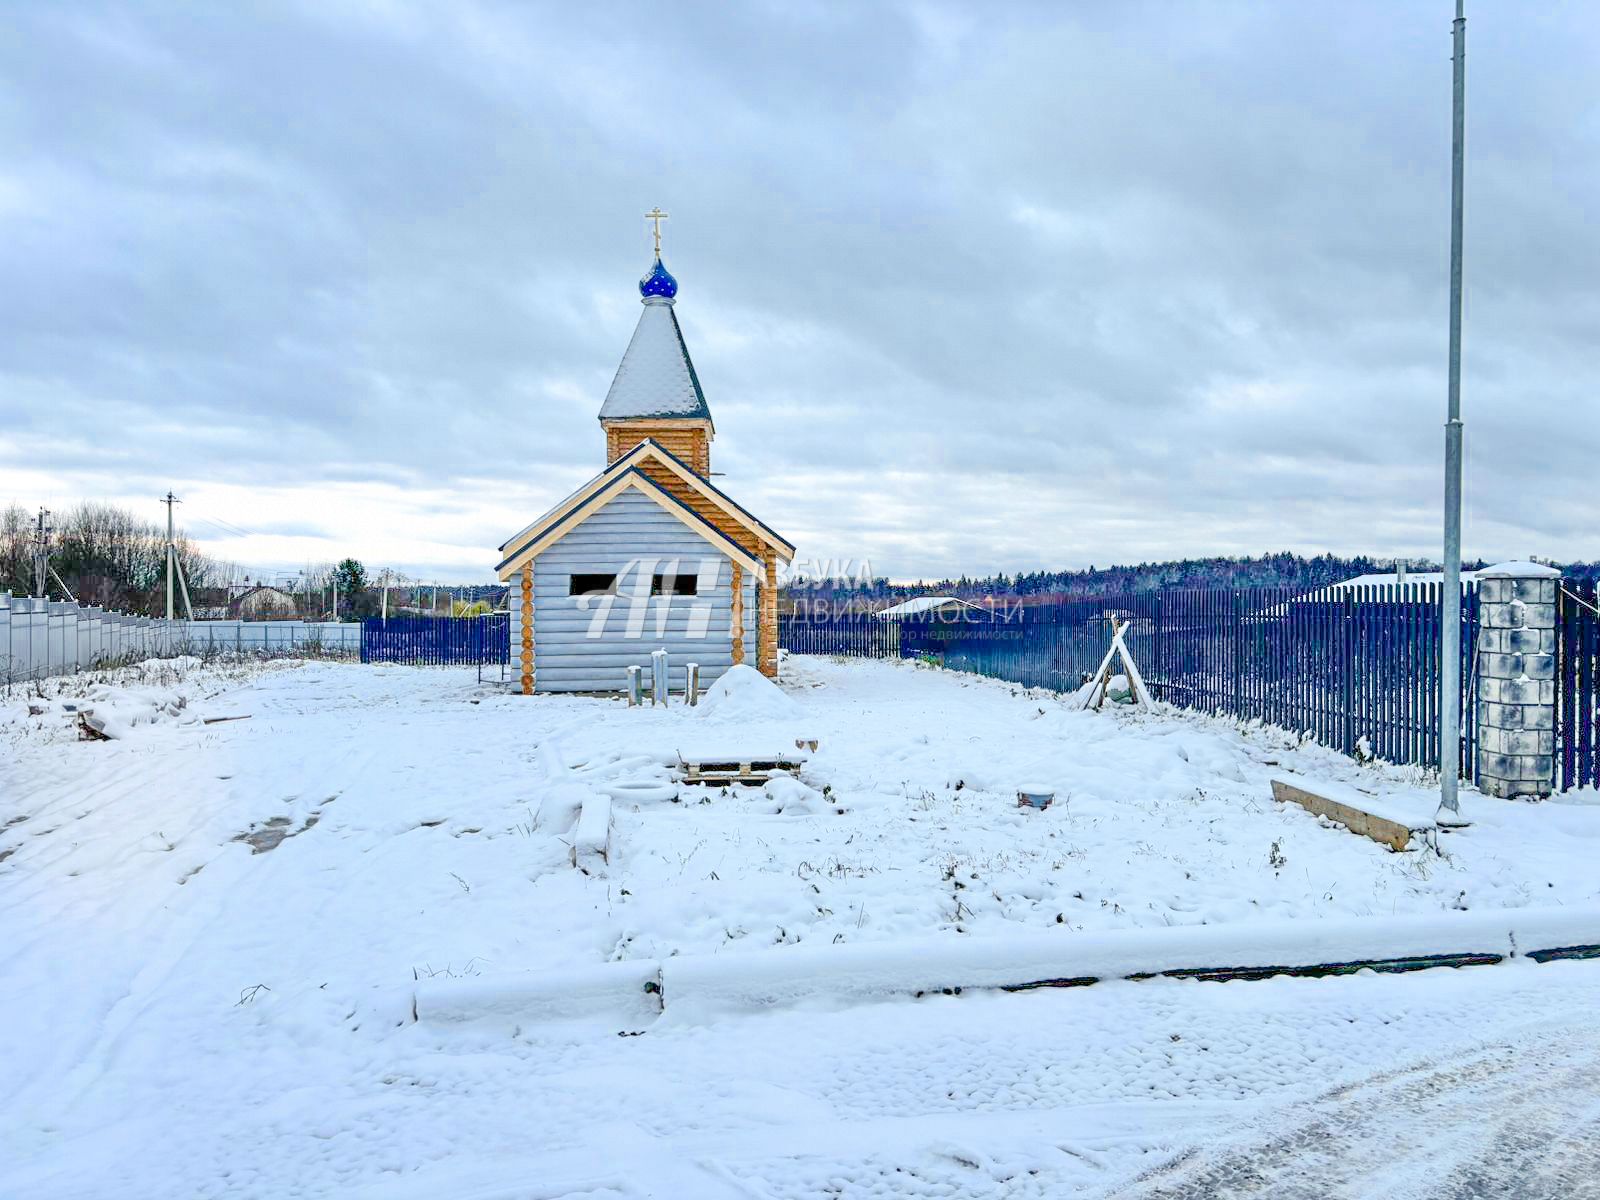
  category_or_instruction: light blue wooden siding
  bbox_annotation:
[527,487,756,693]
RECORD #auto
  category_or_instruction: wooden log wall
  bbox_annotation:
[731,560,745,666]
[519,571,534,695]
[759,556,778,678]
[604,420,712,477]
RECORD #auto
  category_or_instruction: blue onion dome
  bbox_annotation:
[639,256,678,300]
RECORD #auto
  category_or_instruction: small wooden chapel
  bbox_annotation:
[495,212,794,695]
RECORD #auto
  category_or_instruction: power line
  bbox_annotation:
[191,512,262,540]
[189,516,253,540]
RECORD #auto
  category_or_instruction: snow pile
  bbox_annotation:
[759,775,829,815]
[79,681,201,739]
[2,656,261,743]
[695,663,800,719]
[1067,672,1134,706]
[571,793,612,874]
[534,781,588,831]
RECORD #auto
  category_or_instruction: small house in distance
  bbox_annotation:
[230,585,298,620]
[874,596,991,620]
[494,218,794,695]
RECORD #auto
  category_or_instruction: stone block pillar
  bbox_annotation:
[1475,562,1559,798]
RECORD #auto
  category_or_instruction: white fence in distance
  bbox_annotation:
[1,593,360,685]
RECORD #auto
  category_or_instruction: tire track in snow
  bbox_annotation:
[1109,1021,1600,1199]
[31,738,393,1104]
[4,720,388,1124]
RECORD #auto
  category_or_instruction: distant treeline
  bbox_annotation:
[2,499,512,620]
[1,502,221,614]
[795,551,1600,608]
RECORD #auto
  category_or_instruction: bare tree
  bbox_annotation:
[0,500,232,614]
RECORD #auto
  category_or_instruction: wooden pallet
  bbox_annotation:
[678,752,805,786]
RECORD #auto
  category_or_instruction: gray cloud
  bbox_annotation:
[1,1,1596,580]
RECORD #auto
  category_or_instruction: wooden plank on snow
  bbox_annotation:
[1270,778,1432,852]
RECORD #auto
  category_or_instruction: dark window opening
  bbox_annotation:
[569,573,618,596]
[569,572,698,597]
[652,574,699,596]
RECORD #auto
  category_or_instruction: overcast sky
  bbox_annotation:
[2,2,1597,584]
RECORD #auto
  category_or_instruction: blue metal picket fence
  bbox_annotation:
[779,614,900,659]
[782,583,1481,779]
[360,614,509,665]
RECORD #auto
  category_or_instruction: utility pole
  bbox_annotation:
[1439,0,1469,827]
[158,492,195,621]
[162,492,178,619]
[32,507,50,598]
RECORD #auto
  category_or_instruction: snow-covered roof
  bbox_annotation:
[1325,571,1481,591]
[1259,570,1484,617]
[597,294,712,424]
[874,596,984,619]
[1274,562,1556,619]
[1479,560,1561,579]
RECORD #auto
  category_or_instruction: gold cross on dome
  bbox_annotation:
[645,207,669,256]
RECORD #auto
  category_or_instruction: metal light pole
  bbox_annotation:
[1438,0,1469,826]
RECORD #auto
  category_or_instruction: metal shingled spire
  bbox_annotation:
[599,225,711,423]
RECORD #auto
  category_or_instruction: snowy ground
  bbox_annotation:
[4,654,1600,1197]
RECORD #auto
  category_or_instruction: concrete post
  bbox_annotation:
[650,647,669,706]
[1476,561,1559,799]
